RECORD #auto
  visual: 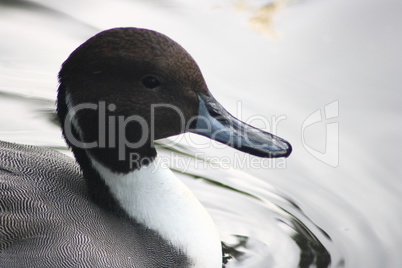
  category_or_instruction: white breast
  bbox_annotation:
[90,156,222,268]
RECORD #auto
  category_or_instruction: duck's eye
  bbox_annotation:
[142,76,160,89]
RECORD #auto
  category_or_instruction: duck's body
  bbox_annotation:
[0,141,219,267]
[0,28,291,267]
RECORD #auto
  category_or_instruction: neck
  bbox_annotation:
[89,155,223,268]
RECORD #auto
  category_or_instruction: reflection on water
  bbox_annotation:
[235,0,290,37]
[1,0,401,267]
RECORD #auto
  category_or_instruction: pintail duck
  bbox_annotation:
[0,27,291,268]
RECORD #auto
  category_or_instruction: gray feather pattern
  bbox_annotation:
[0,141,189,268]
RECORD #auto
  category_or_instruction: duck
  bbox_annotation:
[0,27,292,268]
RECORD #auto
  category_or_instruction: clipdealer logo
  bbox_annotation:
[302,100,339,167]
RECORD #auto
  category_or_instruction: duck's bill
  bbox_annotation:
[189,93,292,158]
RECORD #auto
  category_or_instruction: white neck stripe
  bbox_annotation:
[89,156,222,268]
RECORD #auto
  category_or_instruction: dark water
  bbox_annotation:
[0,0,401,267]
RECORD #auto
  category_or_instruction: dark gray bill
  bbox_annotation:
[188,93,292,158]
